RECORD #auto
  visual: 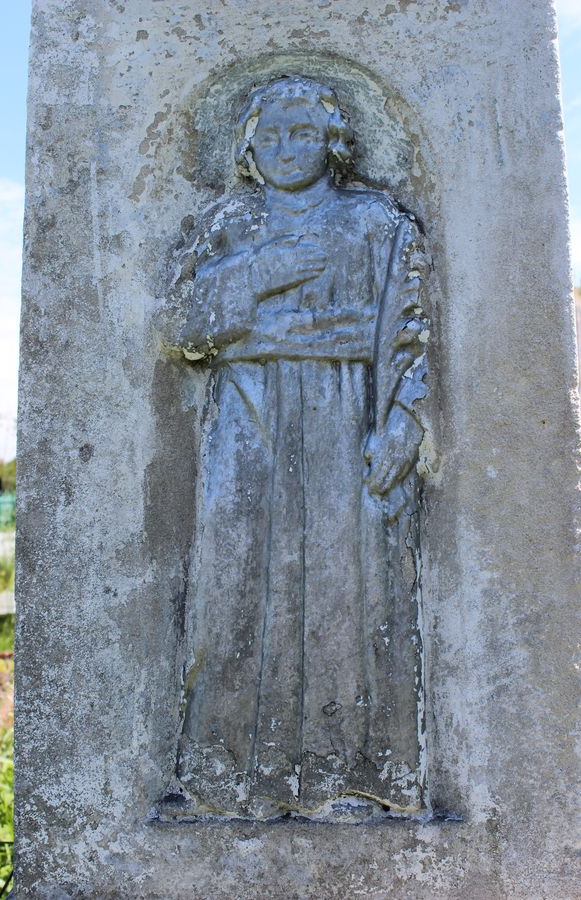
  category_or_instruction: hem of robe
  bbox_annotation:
[156,776,427,824]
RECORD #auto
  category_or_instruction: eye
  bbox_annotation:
[292,129,317,142]
[257,131,278,147]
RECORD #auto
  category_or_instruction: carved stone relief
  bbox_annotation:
[160,75,430,822]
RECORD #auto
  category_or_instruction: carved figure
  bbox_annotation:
[164,76,429,821]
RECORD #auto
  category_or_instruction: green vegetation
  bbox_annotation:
[0,457,16,532]
[0,615,13,893]
[0,728,13,889]
[0,620,13,656]
[0,467,21,890]
[0,461,15,496]
[0,557,13,596]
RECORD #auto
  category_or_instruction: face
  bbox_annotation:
[251,99,329,191]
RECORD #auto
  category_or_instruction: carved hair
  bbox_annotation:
[234,76,354,180]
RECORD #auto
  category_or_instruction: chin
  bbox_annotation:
[272,176,318,191]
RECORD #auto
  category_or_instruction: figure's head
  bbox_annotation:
[235,76,353,190]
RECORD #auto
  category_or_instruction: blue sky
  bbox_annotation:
[0,2,579,460]
[559,1,581,285]
[0,4,30,185]
[0,2,30,461]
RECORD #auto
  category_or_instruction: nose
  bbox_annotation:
[279,137,295,163]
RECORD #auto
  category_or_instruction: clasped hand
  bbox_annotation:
[364,404,424,498]
[251,234,327,300]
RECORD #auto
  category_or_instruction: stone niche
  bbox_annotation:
[16,2,581,898]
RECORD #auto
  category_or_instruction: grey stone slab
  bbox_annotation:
[15,1,581,897]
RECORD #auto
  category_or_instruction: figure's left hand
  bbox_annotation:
[364,404,424,497]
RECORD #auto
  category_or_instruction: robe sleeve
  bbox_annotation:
[167,206,259,362]
[372,214,429,433]
[178,249,258,361]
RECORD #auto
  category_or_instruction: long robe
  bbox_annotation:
[170,184,428,820]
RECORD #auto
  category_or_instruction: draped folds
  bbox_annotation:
[169,187,427,819]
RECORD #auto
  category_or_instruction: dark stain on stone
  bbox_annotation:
[323,701,342,717]
[143,357,197,569]
[136,29,149,41]
[79,443,94,462]
[139,106,171,157]
[38,107,53,132]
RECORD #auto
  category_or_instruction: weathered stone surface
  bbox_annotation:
[16,1,581,896]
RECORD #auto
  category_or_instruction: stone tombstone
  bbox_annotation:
[16,2,581,898]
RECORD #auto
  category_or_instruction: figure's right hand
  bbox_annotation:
[251,235,327,300]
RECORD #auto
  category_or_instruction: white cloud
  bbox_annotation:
[0,178,24,462]
[556,0,581,33]
[556,0,581,21]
